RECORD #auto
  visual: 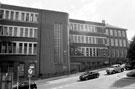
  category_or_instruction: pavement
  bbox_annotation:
[13,67,108,86]
[36,67,107,84]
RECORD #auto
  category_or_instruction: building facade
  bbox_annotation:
[0,4,129,78]
[0,4,69,78]
[105,24,128,64]
[69,19,108,72]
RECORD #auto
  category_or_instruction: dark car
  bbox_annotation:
[13,81,37,89]
[125,64,135,70]
[79,71,99,81]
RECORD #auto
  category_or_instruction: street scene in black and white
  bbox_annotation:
[0,0,135,89]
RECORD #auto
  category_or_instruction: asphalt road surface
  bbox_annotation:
[37,70,135,89]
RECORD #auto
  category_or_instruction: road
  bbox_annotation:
[37,70,135,89]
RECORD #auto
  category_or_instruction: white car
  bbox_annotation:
[106,64,124,74]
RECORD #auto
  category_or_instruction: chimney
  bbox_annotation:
[102,20,105,24]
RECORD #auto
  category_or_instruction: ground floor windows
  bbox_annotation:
[0,41,37,55]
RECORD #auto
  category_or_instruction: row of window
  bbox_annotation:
[70,47,127,58]
[109,38,127,47]
[0,9,38,23]
[70,47,107,57]
[0,25,38,38]
[109,49,127,58]
[70,35,107,45]
[0,41,37,55]
[106,29,126,37]
[70,22,105,34]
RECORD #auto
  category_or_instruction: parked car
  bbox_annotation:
[125,63,135,70]
[79,71,99,81]
[106,64,124,74]
[13,81,37,89]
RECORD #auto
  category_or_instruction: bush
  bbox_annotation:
[126,69,135,77]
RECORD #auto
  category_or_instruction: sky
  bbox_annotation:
[1,0,135,40]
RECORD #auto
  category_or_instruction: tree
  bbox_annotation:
[127,36,135,67]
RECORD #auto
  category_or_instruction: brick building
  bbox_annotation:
[0,4,128,78]
[69,19,108,72]
[105,24,128,64]
[0,4,69,78]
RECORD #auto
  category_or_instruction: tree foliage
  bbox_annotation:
[127,36,135,66]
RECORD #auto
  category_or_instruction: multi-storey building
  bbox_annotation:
[0,4,69,78]
[69,19,108,72]
[105,24,128,64]
[0,4,128,78]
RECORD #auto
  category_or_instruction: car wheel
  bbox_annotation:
[86,77,88,80]
[112,70,115,74]
[107,72,110,75]
[96,74,99,78]
[121,68,124,72]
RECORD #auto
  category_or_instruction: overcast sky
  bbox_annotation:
[1,0,135,40]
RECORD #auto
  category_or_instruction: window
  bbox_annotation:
[19,43,23,54]
[7,42,12,53]
[34,29,37,38]
[122,31,126,37]
[24,43,27,54]
[0,10,4,19]
[1,42,7,53]
[0,26,3,36]
[86,48,89,56]
[34,14,38,22]
[13,43,16,53]
[106,29,109,35]
[29,43,32,54]
[30,13,34,22]
[89,37,91,44]
[86,36,89,44]
[5,10,9,19]
[115,39,118,46]
[97,38,103,44]
[78,36,81,43]
[10,11,14,20]
[29,28,33,37]
[118,31,121,37]
[93,48,96,56]
[3,26,8,36]
[81,36,84,43]
[20,28,24,37]
[110,29,113,36]
[114,30,117,37]
[119,39,122,47]
[111,39,114,46]
[21,12,25,21]
[9,27,13,36]
[33,44,37,54]
[26,13,29,21]
[25,28,28,37]
[15,12,19,20]
[14,27,17,36]
[91,37,93,44]
[81,48,85,56]
[123,40,126,47]
[96,27,103,33]
[70,23,73,31]
[88,48,91,56]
